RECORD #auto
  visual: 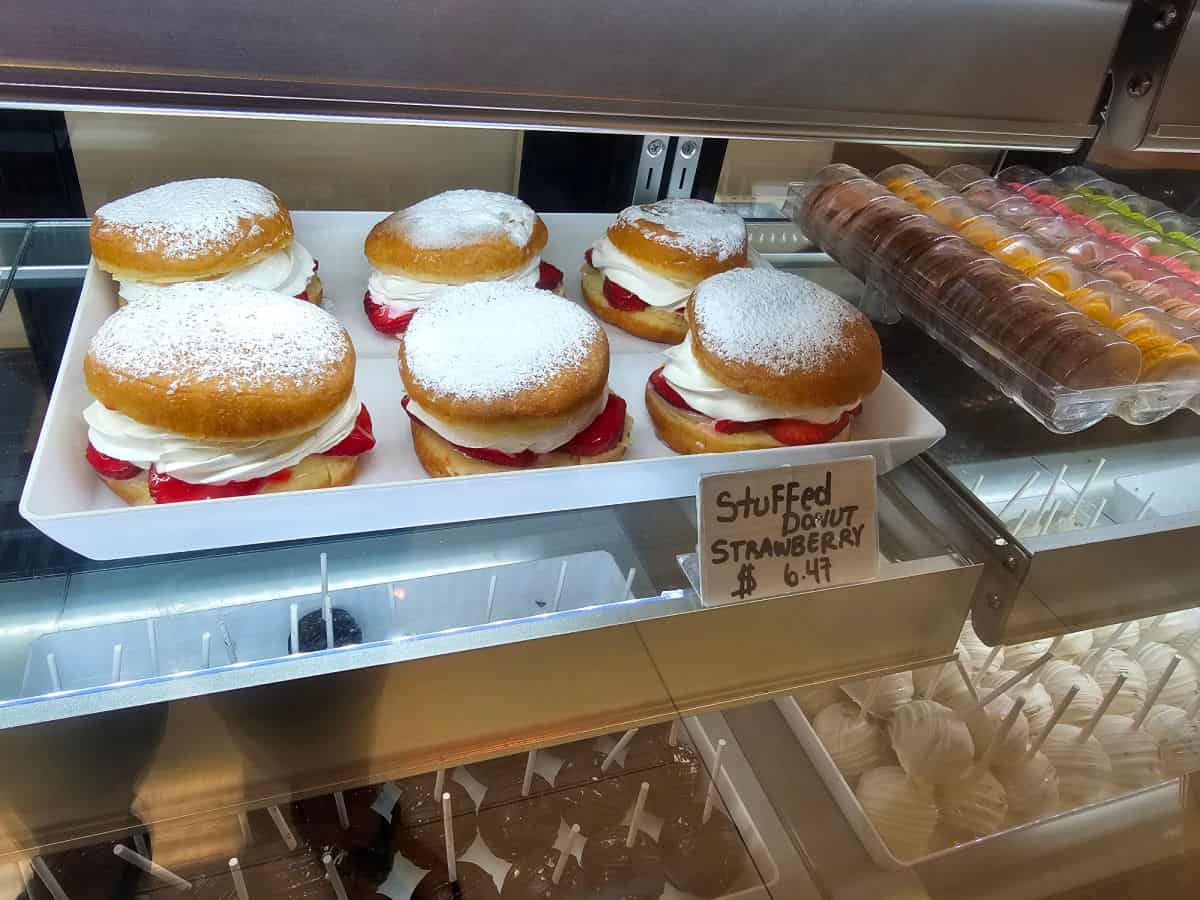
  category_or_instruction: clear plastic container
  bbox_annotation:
[1051,165,1110,192]
[935,164,994,192]
[876,163,932,191]
[892,179,957,210]
[1024,216,1092,249]
[996,165,1059,193]
[925,196,987,230]
[790,165,1200,431]
[961,180,1020,210]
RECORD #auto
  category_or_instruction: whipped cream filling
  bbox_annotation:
[367,255,541,316]
[588,237,694,308]
[85,388,360,484]
[406,389,608,455]
[661,335,859,424]
[118,242,316,302]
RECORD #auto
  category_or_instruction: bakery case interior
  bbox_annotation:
[6,1,1200,898]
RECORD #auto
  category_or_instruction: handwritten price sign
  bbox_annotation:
[697,457,879,606]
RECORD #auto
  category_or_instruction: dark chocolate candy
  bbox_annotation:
[553,751,635,835]
[659,807,744,899]
[499,848,585,900]
[580,827,665,900]
[412,862,501,900]
[293,786,390,854]
[476,775,560,862]
[290,607,363,652]
[391,775,478,870]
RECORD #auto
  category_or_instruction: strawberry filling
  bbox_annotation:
[603,277,650,311]
[322,405,376,456]
[86,443,142,480]
[536,261,564,292]
[148,467,293,504]
[585,248,595,268]
[648,366,859,445]
[402,393,626,466]
[364,291,416,334]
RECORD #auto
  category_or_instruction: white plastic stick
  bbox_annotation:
[31,857,68,900]
[924,662,949,700]
[1079,672,1126,741]
[267,806,297,851]
[999,471,1041,518]
[954,655,980,703]
[1069,457,1106,518]
[1039,499,1062,536]
[857,677,883,722]
[201,632,212,669]
[1027,684,1079,758]
[978,696,1026,770]
[623,568,637,601]
[434,768,445,800]
[485,575,497,622]
[289,604,300,655]
[668,719,681,747]
[975,651,1053,710]
[551,560,568,612]
[323,854,349,900]
[147,620,159,674]
[46,654,61,692]
[702,739,728,825]
[111,644,123,683]
[626,782,650,848]
[320,551,329,598]
[237,812,252,844]
[323,594,334,651]
[601,728,639,772]
[974,647,1002,687]
[1035,465,1068,521]
[442,792,457,882]
[229,859,250,900]
[972,474,985,494]
[1085,622,1131,674]
[1138,616,1166,649]
[1012,508,1032,536]
[521,750,537,797]
[113,845,191,890]
[1134,654,1181,728]
[552,825,581,885]
[1088,497,1109,529]
[1135,492,1156,521]
[334,791,350,830]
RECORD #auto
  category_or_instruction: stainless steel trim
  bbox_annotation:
[633,134,670,203]
[665,137,703,199]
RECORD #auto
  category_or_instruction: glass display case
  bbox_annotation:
[2,2,1200,898]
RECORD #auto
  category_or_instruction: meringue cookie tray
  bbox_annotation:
[19,212,944,560]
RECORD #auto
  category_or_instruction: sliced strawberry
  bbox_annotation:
[713,419,765,434]
[322,405,376,456]
[584,248,595,268]
[364,291,416,335]
[294,290,309,301]
[86,443,142,480]
[560,393,627,456]
[766,411,852,445]
[455,445,540,468]
[603,277,650,311]
[536,260,564,291]
[648,367,694,411]
[147,467,291,504]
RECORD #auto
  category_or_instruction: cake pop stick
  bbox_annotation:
[668,719,681,747]
[626,782,650,848]
[320,551,329,598]
[999,471,1041,518]
[323,853,349,900]
[267,805,298,851]
[31,857,68,900]
[201,632,212,669]
[1088,498,1109,529]
[323,595,335,651]
[1027,685,1080,759]
[485,575,497,622]
[442,792,457,882]
[972,474,985,494]
[1135,492,1156,521]
[289,604,299,655]
[622,568,636,602]
[702,739,728,824]
[521,750,538,797]
[434,768,446,800]
[551,560,568,612]
[978,696,1026,771]
[1035,465,1068,521]
[1078,672,1127,741]
[46,654,61,692]
[601,728,639,772]
[1133,653,1181,728]
[552,826,581,885]
[334,791,350,829]
[1012,508,1032,536]
[229,859,250,900]
[1138,616,1166,649]
[237,812,252,843]
[974,647,1002,687]
[113,845,192,889]
[1039,500,1062,536]
[111,644,123,683]
[954,655,980,703]
[1069,458,1106,519]
[975,651,1053,710]
[1084,623,1131,674]
[147,620,159,673]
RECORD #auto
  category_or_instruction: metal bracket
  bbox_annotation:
[1097,0,1196,150]
[632,134,671,203]
[665,137,704,198]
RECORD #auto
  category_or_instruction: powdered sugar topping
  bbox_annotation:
[404,282,602,400]
[384,190,537,250]
[95,178,283,260]
[693,269,857,370]
[618,198,746,260]
[88,283,350,391]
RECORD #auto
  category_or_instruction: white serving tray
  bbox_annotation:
[774,693,1170,871]
[19,212,945,559]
